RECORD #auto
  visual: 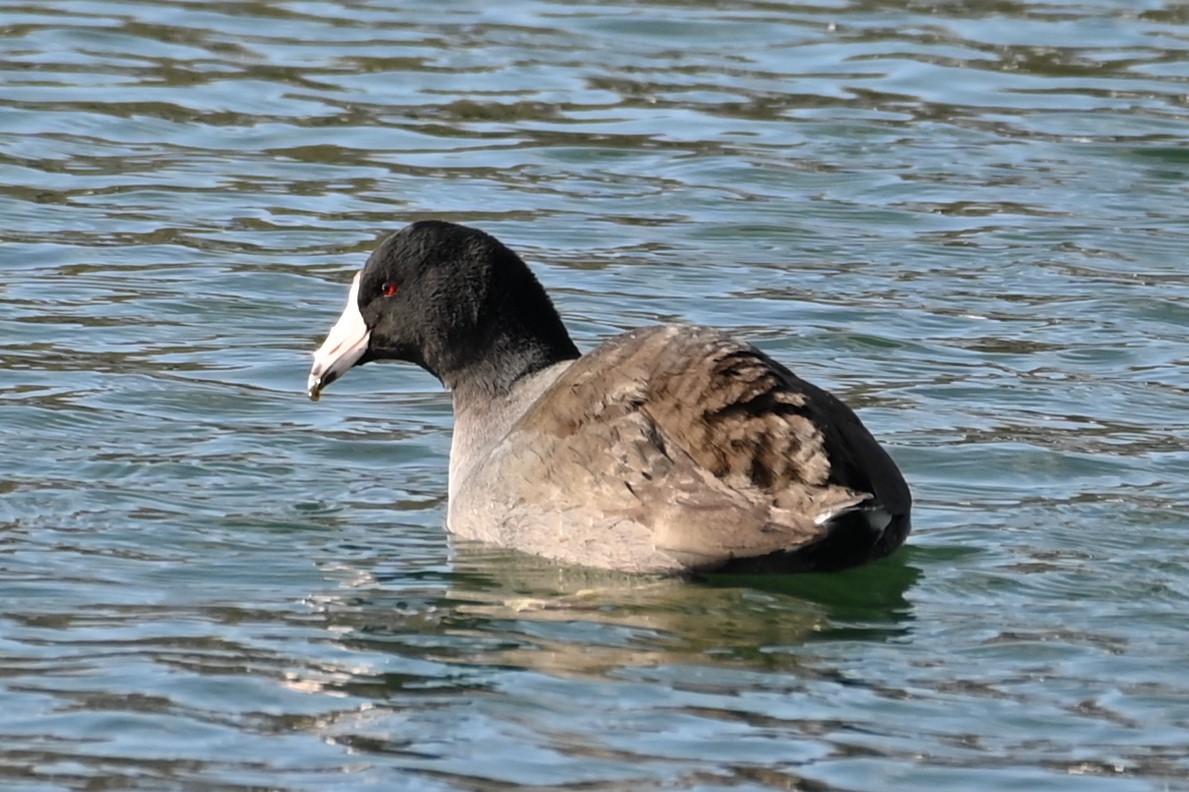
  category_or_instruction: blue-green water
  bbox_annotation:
[2,1,1188,789]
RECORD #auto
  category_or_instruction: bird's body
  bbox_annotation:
[308,221,910,575]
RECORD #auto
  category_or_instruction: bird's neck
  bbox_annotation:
[439,328,578,399]
[433,274,580,398]
[447,357,575,502]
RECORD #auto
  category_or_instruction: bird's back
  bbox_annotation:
[448,324,910,574]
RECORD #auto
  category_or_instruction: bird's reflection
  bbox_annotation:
[312,541,922,681]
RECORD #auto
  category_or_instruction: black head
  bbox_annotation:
[309,221,579,399]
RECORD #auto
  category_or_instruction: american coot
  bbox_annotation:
[308,221,911,575]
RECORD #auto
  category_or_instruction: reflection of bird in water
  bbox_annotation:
[282,543,921,763]
[416,542,923,680]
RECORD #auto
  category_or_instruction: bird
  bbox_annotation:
[307,220,911,575]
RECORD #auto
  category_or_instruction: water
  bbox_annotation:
[2,1,1187,789]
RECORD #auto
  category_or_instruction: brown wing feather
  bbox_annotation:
[503,324,907,570]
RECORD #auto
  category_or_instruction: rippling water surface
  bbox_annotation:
[2,1,1188,789]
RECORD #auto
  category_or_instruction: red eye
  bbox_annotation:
[382,282,399,297]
